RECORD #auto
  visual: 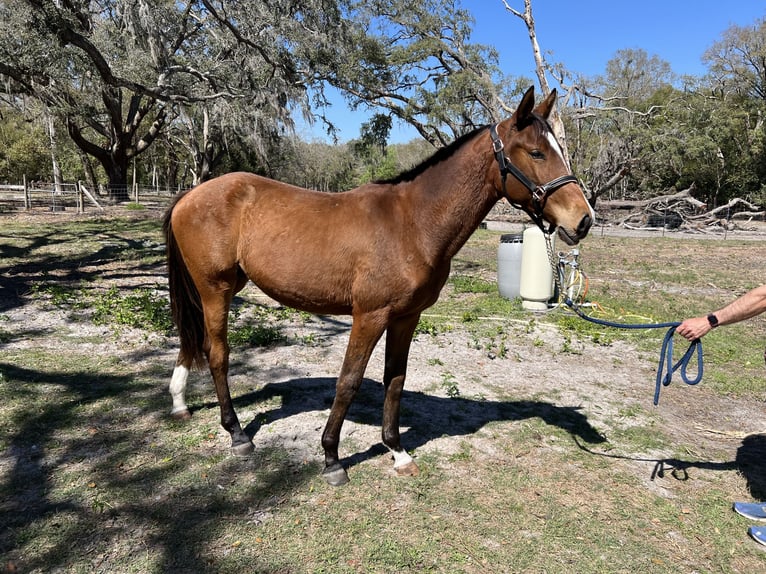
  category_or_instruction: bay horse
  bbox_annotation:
[163,86,594,486]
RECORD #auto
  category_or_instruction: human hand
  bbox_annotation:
[676,316,712,341]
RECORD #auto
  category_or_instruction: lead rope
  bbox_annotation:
[544,233,563,302]
[543,233,703,405]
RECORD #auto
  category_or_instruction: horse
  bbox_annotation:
[163,86,594,486]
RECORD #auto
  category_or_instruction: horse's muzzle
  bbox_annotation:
[558,213,593,245]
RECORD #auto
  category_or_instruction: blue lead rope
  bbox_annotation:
[563,299,704,405]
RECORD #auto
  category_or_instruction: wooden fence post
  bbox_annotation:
[77,181,84,213]
[23,175,30,210]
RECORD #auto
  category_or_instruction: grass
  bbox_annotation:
[1,215,765,572]
[437,229,766,401]
[90,285,173,333]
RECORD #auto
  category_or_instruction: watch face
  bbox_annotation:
[707,314,718,327]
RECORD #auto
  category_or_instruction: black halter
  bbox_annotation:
[490,123,579,234]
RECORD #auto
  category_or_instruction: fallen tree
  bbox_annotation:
[597,184,765,231]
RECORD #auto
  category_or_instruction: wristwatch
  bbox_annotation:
[707,313,719,328]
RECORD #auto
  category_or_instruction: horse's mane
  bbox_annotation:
[374,125,488,185]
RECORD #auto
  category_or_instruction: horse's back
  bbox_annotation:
[174,171,384,224]
[169,172,407,314]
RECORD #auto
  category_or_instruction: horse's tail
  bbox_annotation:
[163,195,206,369]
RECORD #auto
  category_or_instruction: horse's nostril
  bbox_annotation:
[578,213,593,235]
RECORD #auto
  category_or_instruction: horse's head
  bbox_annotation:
[490,86,593,245]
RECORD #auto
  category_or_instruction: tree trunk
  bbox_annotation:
[47,112,64,193]
[78,150,99,193]
[102,159,130,202]
[504,0,571,167]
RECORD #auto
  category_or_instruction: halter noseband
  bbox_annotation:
[490,123,579,234]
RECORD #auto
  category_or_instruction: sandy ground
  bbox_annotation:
[2,209,764,501]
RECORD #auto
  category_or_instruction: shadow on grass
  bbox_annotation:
[574,433,766,501]
[0,361,315,573]
[0,220,165,313]
[6,359,758,572]
[223,375,607,470]
[225,375,765,503]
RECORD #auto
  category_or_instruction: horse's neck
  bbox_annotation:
[409,152,499,262]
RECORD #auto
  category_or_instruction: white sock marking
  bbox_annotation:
[169,365,190,415]
[391,448,414,469]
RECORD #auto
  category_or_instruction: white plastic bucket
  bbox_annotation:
[497,233,523,299]
[520,226,554,311]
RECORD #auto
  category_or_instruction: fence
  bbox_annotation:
[4,179,766,240]
[0,179,178,213]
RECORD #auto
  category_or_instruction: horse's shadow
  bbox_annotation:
[576,433,766,502]
[202,376,607,470]
[205,377,766,498]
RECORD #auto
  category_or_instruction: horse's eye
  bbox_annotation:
[530,150,545,160]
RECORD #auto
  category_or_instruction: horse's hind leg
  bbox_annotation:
[382,313,421,476]
[169,355,192,420]
[201,281,253,456]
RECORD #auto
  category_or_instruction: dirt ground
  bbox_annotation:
[2,209,764,496]
[190,297,766,490]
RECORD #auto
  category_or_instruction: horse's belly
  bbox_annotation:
[254,279,354,315]
[235,195,437,316]
[239,244,355,315]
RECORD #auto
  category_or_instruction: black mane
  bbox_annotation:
[374,125,488,185]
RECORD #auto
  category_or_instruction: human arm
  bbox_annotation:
[676,284,766,341]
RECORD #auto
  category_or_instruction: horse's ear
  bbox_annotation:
[534,88,558,119]
[514,86,536,127]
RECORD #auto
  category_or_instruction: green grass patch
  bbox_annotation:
[449,274,495,294]
[91,286,173,334]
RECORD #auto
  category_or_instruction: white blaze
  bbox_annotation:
[545,130,567,166]
[545,130,595,221]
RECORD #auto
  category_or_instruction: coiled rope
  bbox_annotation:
[562,298,703,405]
[544,234,703,404]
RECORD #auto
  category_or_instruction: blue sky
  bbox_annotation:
[297,1,766,143]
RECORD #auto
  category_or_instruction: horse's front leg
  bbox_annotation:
[321,310,388,486]
[382,313,421,477]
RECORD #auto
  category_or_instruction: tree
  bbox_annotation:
[0,0,326,199]
[0,107,50,182]
[702,15,766,204]
[502,0,571,162]
[0,1,172,199]
[704,16,766,101]
[555,49,677,204]
[349,114,392,181]
[321,0,522,147]
[603,49,675,105]
[0,0,519,195]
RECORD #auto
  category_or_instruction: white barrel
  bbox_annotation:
[497,234,523,299]
[520,226,554,311]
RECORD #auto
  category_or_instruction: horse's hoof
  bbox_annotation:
[322,464,350,487]
[231,441,254,457]
[394,461,420,477]
[171,409,192,421]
